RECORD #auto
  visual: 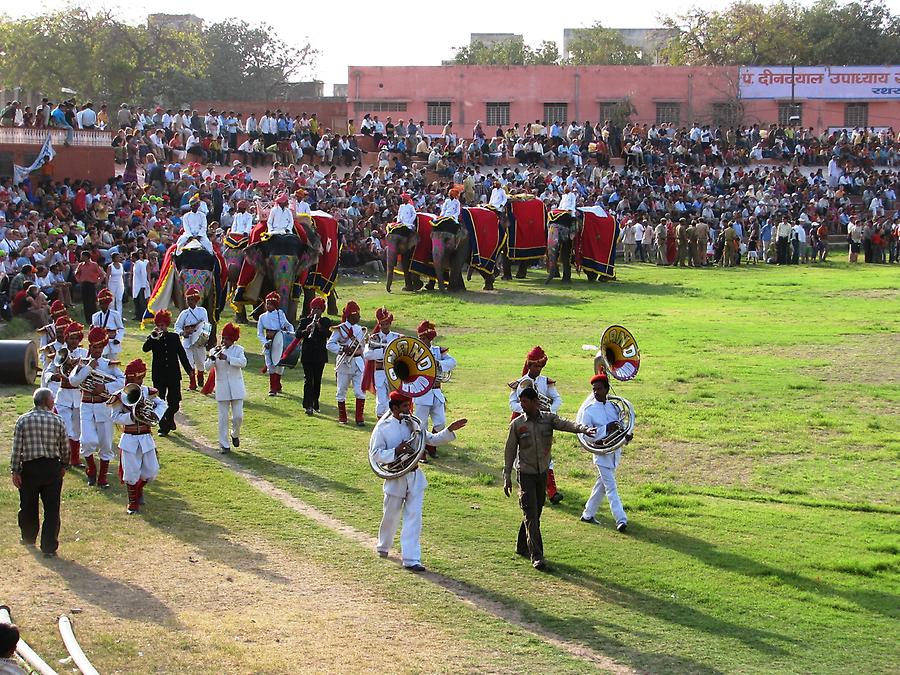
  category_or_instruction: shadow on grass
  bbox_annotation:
[37,553,181,627]
[635,524,900,620]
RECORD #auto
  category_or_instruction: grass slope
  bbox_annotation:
[3,260,899,673]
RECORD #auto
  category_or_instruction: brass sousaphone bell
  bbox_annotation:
[369,336,438,480]
[578,325,640,455]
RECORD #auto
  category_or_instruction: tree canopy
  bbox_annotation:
[451,37,559,66]
[564,24,650,65]
[0,9,317,106]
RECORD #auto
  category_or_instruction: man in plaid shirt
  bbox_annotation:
[10,388,68,558]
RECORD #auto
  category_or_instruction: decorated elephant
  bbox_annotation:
[545,210,578,284]
[384,225,421,293]
[223,243,248,323]
[246,230,321,324]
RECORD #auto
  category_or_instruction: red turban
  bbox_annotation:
[265,291,281,305]
[275,193,289,206]
[50,299,67,317]
[374,306,393,333]
[389,390,411,403]
[342,301,360,321]
[54,316,71,331]
[590,372,609,385]
[309,296,326,311]
[221,322,240,342]
[88,326,109,347]
[185,287,201,299]
[125,359,147,379]
[522,346,548,375]
[154,310,172,326]
[417,320,436,341]
[64,322,84,341]
[97,288,113,304]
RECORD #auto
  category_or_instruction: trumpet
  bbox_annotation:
[149,327,164,339]
[74,359,121,393]
[207,344,226,360]
[302,313,321,340]
[334,326,367,369]
[112,383,160,425]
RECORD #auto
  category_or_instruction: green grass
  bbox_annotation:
[3,259,899,673]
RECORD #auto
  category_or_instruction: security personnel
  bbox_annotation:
[326,300,367,425]
[686,219,698,268]
[142,310,193,436]
[655,220,668,266]
[68,326,125,487]
[363,307,402,417]
[676,218,690,267]
[578,372,633,531]
[503,387,594,570]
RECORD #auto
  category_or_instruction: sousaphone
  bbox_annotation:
[578,325,639,455]
[369,336,438,480]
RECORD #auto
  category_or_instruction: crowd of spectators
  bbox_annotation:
[1,98,898,329]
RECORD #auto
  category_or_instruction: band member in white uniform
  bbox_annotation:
[372,390,467,572]
[363,307,402,417]
[68,326,125,488]
[257,291,293,396]
[38,300,68,367]
[175,288,210,391]
[413,320,456,458]
[91,288,124,362]
[110,358,167,514]
[267,193,295,235]
[42,315,70,393]
[49,322,88,467]
[577,372,632,532]
[326,300,367,425]
[509,346,564,504]
[205,322,246,454]
[176,194,213,254]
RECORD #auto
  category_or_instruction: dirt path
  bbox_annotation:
[177,415,634,674]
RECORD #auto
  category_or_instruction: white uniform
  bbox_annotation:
[107,262,126,315]
[51,347,88,442]
[205,343,247,449]
[489,187,508,210]
[175,306,210,373]
[267,205,295,235]
[397,203,416,228]
[508,374,562,415]
[230,211,254,236]
[132,259,150,301]
[363,330,402,416]
[577,397,628,526]
[370,415,456,567]
[326,321,366,402]
[110,386,168,484]
[559,191,577,214]
[414,345,456,433]
[41,339,66,393]
[177,209,213,254]
[257,308,293,375]
[92,308,125,360]
[38,324,59,369]
[439,198,461,222]
[68,358,125,461]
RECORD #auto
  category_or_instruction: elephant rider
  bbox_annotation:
[397,193,416,230]
[489,181,508,211]
[225,199,253,249]
[546,187,578,284]
[291,188,311,215]
[267,192,295,236]
[433,187,462,234]
[177,193,213,255]
[386,194,419,293]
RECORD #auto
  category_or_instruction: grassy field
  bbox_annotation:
[1,259,898,674]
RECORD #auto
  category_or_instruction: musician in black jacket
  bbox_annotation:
[297,296,333,415]
[142,310,193,436]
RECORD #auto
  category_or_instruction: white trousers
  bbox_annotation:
[582,464,627,525]
[79,403,114,459]
[121,449,160,485]
[377,491,424,567]
[414,401,446,432]
[217,400,244,448]
[185,343,207,372]
[264,332,285,375]
[335,366,365,402]
[374,370,390,416]
[57,403,81,441]
[175,232,213,255]
[109,282,125,316]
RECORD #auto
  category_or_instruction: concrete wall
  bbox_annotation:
[0,144,115,184]
[347,65,900,135]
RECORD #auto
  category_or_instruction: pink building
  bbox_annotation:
[347,65,900,135]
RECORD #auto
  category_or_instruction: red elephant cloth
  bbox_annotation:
[575,206,619,279]
[404,212,437,280]
[462,206,505,276]
[145,243,226,322]
[506,198,547,261]
[302,211,340,297]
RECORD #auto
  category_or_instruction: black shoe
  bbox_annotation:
[220,446,231,454]
[405,564,426,573]
[305,408,314,416]
[20,538,36,548]
[231,436,240,447]
[86,476,97,487]
[355,420,365,427]
[42,551,58,559]
[157,429,170,437]
[580,516,600,524]
[549,492,563,504]
[616,522,628,533]
[268,391,277,397]
[98,482,110,490]
[532,559,547,571]
[377,550,388,558]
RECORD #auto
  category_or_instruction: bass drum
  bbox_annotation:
[0,340,40,385]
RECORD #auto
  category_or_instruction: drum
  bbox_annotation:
[0,340,40,385]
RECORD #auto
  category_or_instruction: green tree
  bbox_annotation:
[451,37,560,66]
[564,24,650,65]
[803,0,900,64]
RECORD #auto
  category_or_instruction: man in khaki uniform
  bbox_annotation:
[503,388,595,570]
[722,222,737,267]
[686,220,698,267]
[655,221,668,265]
[676,218,690,267]
[694,220,710,267]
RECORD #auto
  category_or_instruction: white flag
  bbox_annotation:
[13,134,56,185]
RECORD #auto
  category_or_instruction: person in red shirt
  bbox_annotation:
[74,250,105,323]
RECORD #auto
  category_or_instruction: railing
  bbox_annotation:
[0,127,113,147]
